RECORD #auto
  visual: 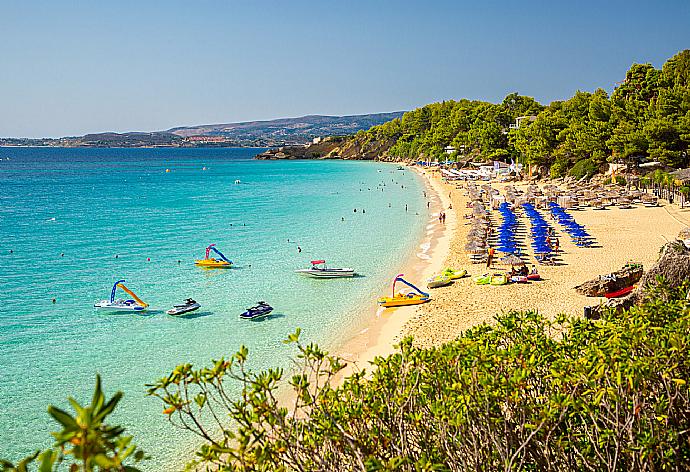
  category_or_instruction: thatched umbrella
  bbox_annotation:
[499,254,525,266]
[678,227,690,241]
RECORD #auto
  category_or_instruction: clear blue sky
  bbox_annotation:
[1,0,689,137]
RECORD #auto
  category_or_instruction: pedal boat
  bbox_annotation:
[473,274,491,285]
[442,268,467,279]
[195,244,233,269]
[490,273,509,285]
[378,274,430,307]
[295,260,355,278]
[94,280,148,312]
[427,274,452,288]
[167,298,201,316]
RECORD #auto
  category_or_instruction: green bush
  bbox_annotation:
[550,157,570,178]
[568,158,598,180]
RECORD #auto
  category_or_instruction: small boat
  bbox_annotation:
[427,274,452,288]
[397,165,405,171]
[94,280,148,312]
[510,275,528,283]
[240,301,274,320]
[442,268,467,279]
[378,274,430,307]
[295,260,355,278]
[195,244,233,269]
[490,273,508,286]
[473,274,491,285]
[167,298,200,316]
[526,272,541,281]
[604,285,634,299]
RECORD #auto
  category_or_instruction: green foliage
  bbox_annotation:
[147,282,690,471]
[568,158,598,180]
[354,50,690,174]
[1,375,146,472]
[550,157,570,179]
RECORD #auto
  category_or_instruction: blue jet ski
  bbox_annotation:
[240,301,273,320]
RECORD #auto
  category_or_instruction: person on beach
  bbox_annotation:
[487,247,495,268]
[427,202,430,208]
[530,264,538,275]
[449,203,452,210]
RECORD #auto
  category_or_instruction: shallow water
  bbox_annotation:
[0,148,426,468]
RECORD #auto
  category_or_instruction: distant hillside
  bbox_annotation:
[167,112,405,146]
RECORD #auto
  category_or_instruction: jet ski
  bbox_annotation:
[167,298,201,316]
[240,301,273,320]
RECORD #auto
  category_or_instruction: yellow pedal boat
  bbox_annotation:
[378,293,430,307]
[195,244,233,269]
[378,274,431,307]
[195,258,232,268]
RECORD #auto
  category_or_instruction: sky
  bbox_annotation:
[1,0,689,138]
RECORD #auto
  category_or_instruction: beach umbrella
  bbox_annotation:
[500,254,525,266]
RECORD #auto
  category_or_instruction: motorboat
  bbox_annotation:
[295,260,355,278]
[427,274,452,288]
[442,268,467,279]
[195,244,233,269]
[240,301,274,320]
[94,280,148,312]
[167,298,201,316]
[378,274,430,307]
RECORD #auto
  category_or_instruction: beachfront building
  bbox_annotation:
[509,115,537,130]
[184,135,229,144]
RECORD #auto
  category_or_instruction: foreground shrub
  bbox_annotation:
[146,281,690,471]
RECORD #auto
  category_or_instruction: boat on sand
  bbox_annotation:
[427,274,452,288]
[378,274,430,307]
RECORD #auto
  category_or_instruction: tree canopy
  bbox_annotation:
[356,50,690,176]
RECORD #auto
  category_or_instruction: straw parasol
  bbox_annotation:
[499,254,525,266]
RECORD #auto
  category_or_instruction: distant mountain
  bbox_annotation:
[166,112,405,146]
[0,112,406,148]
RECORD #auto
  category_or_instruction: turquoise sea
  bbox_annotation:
[0,148,427,469]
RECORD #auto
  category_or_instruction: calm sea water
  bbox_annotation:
[0,148,426,469]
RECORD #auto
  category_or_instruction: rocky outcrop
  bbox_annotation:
[587,241,690,318]
[575,265,644,297]
[255,135,401,161]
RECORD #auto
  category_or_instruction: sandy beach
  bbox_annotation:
[338,169,690,372]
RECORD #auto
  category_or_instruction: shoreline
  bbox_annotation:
[330,166,453,375]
